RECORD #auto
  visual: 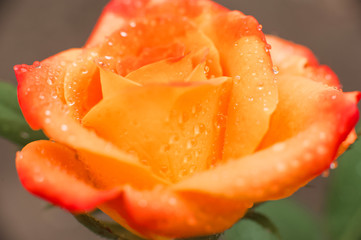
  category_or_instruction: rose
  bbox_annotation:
[14,0,359,239]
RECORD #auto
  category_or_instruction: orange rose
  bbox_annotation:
[14,0,359,239]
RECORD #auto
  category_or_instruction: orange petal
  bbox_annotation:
[267,35,341,88]
[85,0,228,47]
[124,49,209,85]
[15,56,168,190]
[201,11,278,159]
[98,64,141,99]
[174,77,359,202]
[97,16,222,78]
[16,140,121,212]
[63,49,103,120]
[15,48,82,129]
[99,186,251,238]
[82,79,231,182]
[185,62,207,82]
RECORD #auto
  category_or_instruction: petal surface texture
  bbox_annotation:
[174,76,359,202]
[16,140,121,212]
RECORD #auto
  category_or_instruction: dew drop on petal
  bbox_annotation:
[272,66,279,75]
[61,124,68,131]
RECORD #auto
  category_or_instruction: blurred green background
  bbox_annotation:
[0,0,360,239]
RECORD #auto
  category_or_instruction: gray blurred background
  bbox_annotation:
[0,0,360,239]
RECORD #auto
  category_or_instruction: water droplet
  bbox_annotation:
[330,161,338,169]
[129,21,136,28]
[47,79,53,85]
[272,143,285,152]
[272,66,279,74]
[317,146,327,155]
[322,170,330,178]
[183,156,189,163]
[61,124,68,131]
[120,31,128,37]
[34,175,45,183]
[166,196,178,207]
[194,125,200,135]
[257,24,263,31]
[169,135,179,144]
[160,144,170,153]
[204,66,210,74]
[186,140,193,149]
[265,44,271,53]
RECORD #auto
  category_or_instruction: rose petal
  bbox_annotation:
[63,49,103,120]
[125,48,209,84]
[185,62,207,82]
[98,66,141,99]
[200,11,278,160]
[267,35,341,88]
[97,16,222,77]
[82,78,231,182]
[98,186,251,238]
[85,0,228,47]
[16,140,121,212]
[173,76,359,202]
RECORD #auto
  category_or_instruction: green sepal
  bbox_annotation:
[73,213,144,240]
[0,81,47,147]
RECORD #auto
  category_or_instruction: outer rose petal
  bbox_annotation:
[173,77,359,202]
[16,140,121,212]
[267,35,341,88]
[98,186,251,238]
[85,0,227,47]
[15,52,168,192]
[200,11,278,159]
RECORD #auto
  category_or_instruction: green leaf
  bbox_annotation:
[73,213,144,240]
[0,81,46,146]
[327,136,361,240]
[224,214,279,240]
[224,199,321,240]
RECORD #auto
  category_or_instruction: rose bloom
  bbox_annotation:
[14,0,359,239]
